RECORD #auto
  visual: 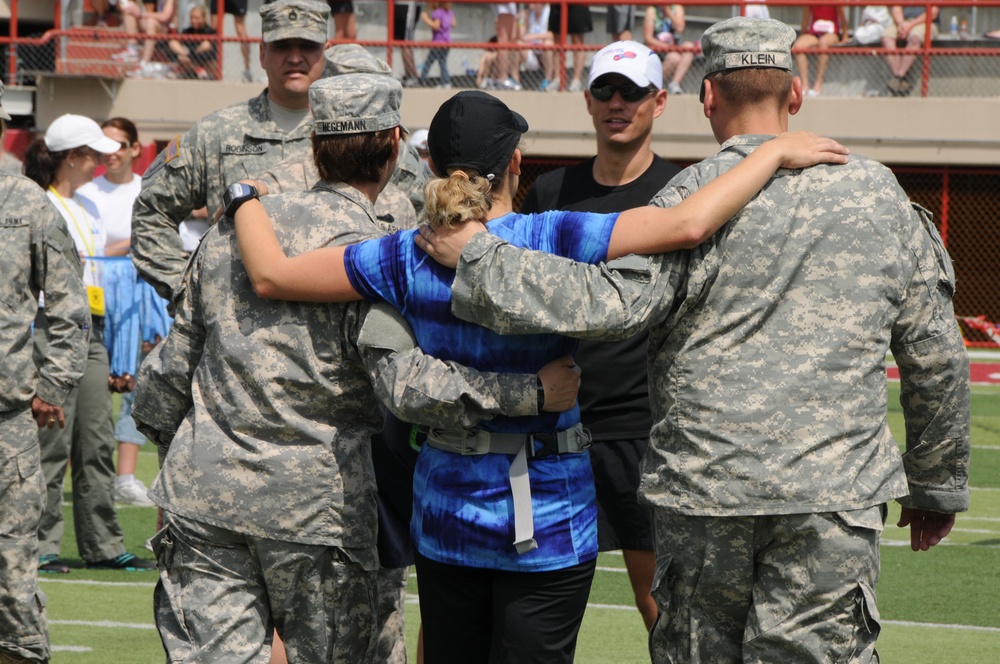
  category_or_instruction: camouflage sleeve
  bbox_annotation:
[357,303,536,427]
[450,232,685,340]
[33,202,89,405]
[891,202,971,514]
[389,141,428,216]
[131,128,208,302]
[133,245,206,450]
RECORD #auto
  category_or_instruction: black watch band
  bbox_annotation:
[223,182,259,218]
[536,377,545,411]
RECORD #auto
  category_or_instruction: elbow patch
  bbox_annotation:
[357,303,417,354]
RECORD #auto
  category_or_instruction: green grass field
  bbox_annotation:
[43,381,1000,663]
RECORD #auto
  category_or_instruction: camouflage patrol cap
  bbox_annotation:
[700,17,795,100]
[324,44,392,77]
[260,0,330,45]
[310,74,402,136]
[0,81,10,121]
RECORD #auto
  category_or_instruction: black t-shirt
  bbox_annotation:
[520,155,681,440]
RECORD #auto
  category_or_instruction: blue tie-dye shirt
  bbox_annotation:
[345,209,618,571]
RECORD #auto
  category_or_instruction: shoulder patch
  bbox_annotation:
[164,135,182,164]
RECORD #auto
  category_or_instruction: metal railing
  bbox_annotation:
[2,1,999,95]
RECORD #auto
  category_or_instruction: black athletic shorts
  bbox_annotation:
[372,413,422,569]
[328,1,354,12]
[393,2,421,40]
[548,4,593,35]
[589,438,654,551]
[224,0,247,17]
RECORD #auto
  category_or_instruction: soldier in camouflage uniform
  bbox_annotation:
[133,74,575,663]
[0,82,90,664]
[256,44,419,233]
[250,43,418,664]
[130,0,330,302]
[428,17,972,663]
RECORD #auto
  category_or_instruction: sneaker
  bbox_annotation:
[667,81,683,95]
[38,554,70,574]
[807,88,820,97]
[502,77,522,91]
[568,79,583,93]
[241,68,253,83]
[195,66,210,80]
[403,76,421,88]
[114,477,155,507]
[110,45,139,63]
[439,82,452,90]
[538,78,551,92]
[86,552,156,571]
[485,78,500,90]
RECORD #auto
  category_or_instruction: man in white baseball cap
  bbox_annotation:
[518,38,680,631]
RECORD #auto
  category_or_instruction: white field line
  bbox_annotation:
[50,619,156,630]
[39,578,155,588]
[882,620,1000,633]
[52,646,92,652]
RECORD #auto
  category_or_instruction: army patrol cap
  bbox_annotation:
[0,81,10,121]
[324,43,392,77]
[260,0,330,45]
[699,17,795,101]
[311,74,402,136]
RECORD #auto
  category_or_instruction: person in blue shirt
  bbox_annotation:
[230,91,847,663]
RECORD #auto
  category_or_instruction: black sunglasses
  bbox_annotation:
[589,82,656,102]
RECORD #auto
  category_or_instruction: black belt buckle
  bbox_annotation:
[529,432,559,459]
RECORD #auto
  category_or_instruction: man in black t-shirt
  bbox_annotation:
[519,40,680,631]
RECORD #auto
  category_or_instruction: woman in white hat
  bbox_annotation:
[23,114,156,574]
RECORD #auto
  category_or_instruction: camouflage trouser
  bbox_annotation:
[152,512,378,663]
[375,566,408,664]
[649,507,884,664]
[0,408,49,662]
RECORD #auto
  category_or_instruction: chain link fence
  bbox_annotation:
[3,2,1000,94]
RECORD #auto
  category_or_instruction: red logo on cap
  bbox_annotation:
[613,52,638,61]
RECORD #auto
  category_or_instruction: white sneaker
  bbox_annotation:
[568,79,583,93]
[111,45,139,63]
[502,77,522,91]
[667,82,684,95]
[241,69,253,83]
[115,477,155,507]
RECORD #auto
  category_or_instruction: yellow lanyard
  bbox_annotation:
[48,185,97,257]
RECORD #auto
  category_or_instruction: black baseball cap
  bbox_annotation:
[427,91,529,181]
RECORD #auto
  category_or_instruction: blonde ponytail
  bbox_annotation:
[423,168,495,229]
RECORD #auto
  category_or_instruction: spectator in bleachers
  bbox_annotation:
[476,34,502,89]
[882,4,940,96]
[518,3,557,91]
[395,2,423,86]
[549,1,594,92]
[111,0,177,78]
[643,4,696,95]
[607,4,635,41]
[493,3,523,91]
[419,2,455,88]
[222,1,254,82]
[328,2,358,40]
[167,4,217,79]
[793,3,848,97]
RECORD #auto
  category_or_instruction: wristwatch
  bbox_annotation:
[223,182,259,218]
[536,377,546,411]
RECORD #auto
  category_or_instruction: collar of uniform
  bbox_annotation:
[312,180,379,227]
[245,90,315,141]
[717,133,776,158]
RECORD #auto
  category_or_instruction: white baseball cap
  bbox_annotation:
[44,114,121,154]
[408,128,429,152]
[587,40,663,90]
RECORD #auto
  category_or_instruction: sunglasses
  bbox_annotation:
[589,82,656,102]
